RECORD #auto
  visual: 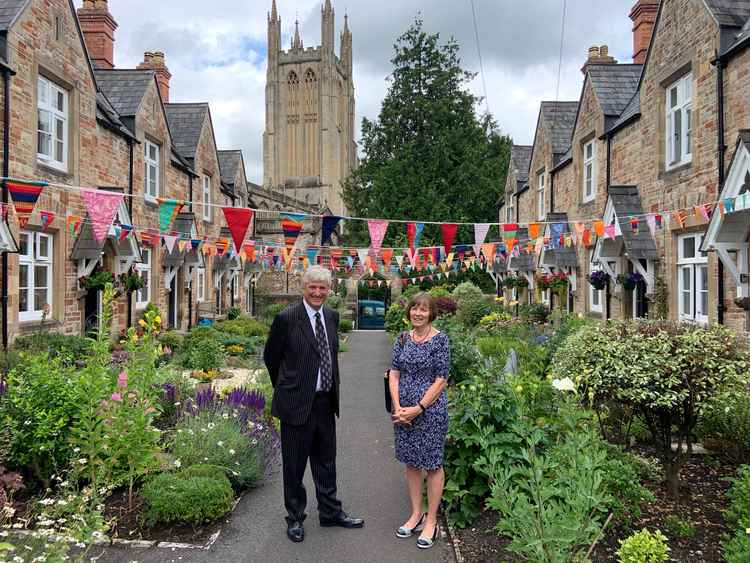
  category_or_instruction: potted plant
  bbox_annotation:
[78,267,116,291]
[734,296,750,311]
[588,270,610,290]
[118,266,145,293]
[549,272,569,292]
[616,272,645,291]
[535,273,552,291]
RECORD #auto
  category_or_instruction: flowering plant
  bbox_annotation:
[78,267,116,291]
[588,270,610,290]
[504,275,529,289]
[535,274,552,291]
[118,266,145,293]
[616,272,645,291]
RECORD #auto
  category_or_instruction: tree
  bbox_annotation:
[343,17,511,248]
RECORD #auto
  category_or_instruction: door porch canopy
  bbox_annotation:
[593,185,658,292]
[538,213,579,290]
[702,131,750,298]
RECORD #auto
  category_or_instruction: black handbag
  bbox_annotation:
[384,332,407,413]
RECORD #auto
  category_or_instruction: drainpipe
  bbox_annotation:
[716,55,726,325]
[187,174,193,329]
[2,64,16,352]
[606,136,611,192]
[550,169,555,212]
[126,137,134,329]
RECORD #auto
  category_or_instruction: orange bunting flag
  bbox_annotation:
[529,223,541,241]
[673,210,687,228]
[381,248,393,266]
[583,229,592,247]
[593,220,605,237]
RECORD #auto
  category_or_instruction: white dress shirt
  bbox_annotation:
[303,298,330,391]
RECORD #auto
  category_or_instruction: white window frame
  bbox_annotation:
[583,139,596,203]
[197,267,206,303]
[506,194,515,223]
[36,75,68,171]
[666,73,692,170]
[144,140,160,200]
[537,171,546,220]
[588,251,603,313]
[677,233,708,324]
[18,231,54,322]
[202,175,212,221]
[136,248,152,308]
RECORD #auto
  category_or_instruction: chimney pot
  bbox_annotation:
[78,0,117,69]
[137,50,172,103]
[630,0,658,65]
[600,45,609,56]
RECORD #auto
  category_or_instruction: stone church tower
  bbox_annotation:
[263,0,356,216]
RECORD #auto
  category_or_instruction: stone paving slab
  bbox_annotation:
[95,331,456,563]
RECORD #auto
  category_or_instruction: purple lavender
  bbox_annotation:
[195,385,218,411]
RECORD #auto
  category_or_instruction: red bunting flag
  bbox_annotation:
[441,223,458,254]
[222,207,254,253]
[40,210,55,231]
[6,179,47,228]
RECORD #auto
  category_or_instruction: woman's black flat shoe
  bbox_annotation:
[395,513,425,539]
[416,523,439,549]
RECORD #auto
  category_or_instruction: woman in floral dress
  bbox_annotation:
[388,293,450,550]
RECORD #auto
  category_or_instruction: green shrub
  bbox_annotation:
[171,411,263,489]
[338,319,353,333]
[385,301,408,335]
[182,326,220,348]
[141,471,234,526]
[326,294,344,310]
[401,285,422,301]
[662,515,695,539]
[214,317,268,338]
[723,465,750,562]
[519,303,549,324]
[159,331,184,354]
[439,321,482,385]
[12,332,93,365]
[226,307,241,320]
[428,286,451,299]
[216,333,257,357]
[182,339,226,372]
[617,529,670,563]
[456,297,491,327]
[180,463,227,481]
[451,281,484,304]
[264,303,286,324]
[697,389,750,464]
[552,320,749,496]
[600,445,656,530]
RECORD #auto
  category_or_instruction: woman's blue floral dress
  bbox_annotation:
[391,331,451,470]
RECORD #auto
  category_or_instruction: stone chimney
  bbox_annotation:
[77,0,118,69]
[581,45,618,75]
[630,0,658,65]
[137,51,172,103]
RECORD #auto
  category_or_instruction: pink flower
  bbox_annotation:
[110,393,122,402]
[117,371,128,389]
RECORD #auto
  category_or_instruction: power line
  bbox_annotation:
[469,0,490,118]
[552,0,568,127]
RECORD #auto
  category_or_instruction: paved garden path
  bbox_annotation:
[98,331,456,563]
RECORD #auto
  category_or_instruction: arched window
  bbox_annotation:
[287,71,299,113]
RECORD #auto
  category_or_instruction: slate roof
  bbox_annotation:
[96,92,135,140]
[95,69,154,117]
[542,213,578,268]
[510,145,532,185]
[218,150,243,186]
[540,101,578,158]
[608,92,641,134]
[509,228,535,272]
[587,64,642,117]
[704,0,750,28]
[165,103,209,161]
[0,0,29,31]
[609,186,659,260]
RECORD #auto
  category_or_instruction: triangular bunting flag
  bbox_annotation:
[280,212,305,252]
[368,219,389,254]
[307,248,319,265]
[407,223,424,254]
[163,234,178,254]
[321,215,342,245]
[81,188,123,244]
[441,224,458,254]
[473,223,491,257]
[381,248,394,267]
[157,198,185,233]
[119,225,132,243]
[40,210,55,231]
[67,215,82,236]
[6,179,47,228]
[222,207,254,253]
[529,223,541,241]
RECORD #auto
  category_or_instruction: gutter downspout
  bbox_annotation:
[187,174,193,329]
[606,136,612,193]
[126,138,134,329]
[2,65,16,352]
[715,55,726,325]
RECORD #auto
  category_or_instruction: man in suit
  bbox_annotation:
[263,265,364,543]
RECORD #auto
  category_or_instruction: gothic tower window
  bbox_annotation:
[287,71,300,177]
[303,69,319,177]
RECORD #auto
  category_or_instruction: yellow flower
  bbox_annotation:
[138,319,146,327]
[515,385,523,393]
[154,315,162,324]
[509,300,519,307]
[494,296,505,302]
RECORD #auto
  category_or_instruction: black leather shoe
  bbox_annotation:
[320,512,365,528]
[287,520,304,542]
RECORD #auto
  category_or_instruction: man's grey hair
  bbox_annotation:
[302,265,332,287]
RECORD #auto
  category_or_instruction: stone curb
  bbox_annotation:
[443,517,464,563]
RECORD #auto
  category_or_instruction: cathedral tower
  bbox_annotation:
[263,0,356,216]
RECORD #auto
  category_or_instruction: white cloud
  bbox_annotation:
[78,0,636,182]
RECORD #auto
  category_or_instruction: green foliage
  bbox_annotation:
[600,445,656,530]
[437,319,482,385]
[326,293,344,311]
[214,317,269,338]
[338,319,353,333]
[158,330,184,354]
[697,389,750,463]
[519,303,550,324]
[385,302,408,335]
[427,286,451,298]
[141,471,234,526]
[216,333,258,358]
[342,16,511,247]
[723,465,750,562]
[662,515,695,538]
[182,339,226,372]
[552,320,749,495]
[401,285,422,301]
[171,411,263,490]
[264,303,286,325]
[226,307,241,320]
[444,376,523,526]
[617,529,670,563]
[452,282,490,327]
[487,421,613,562]
[11,332,93,365]
[452,281,484,303]
[651,275,669,321]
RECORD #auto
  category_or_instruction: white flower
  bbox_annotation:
[222,413,229,419]
[229,449,236,456]
[78,458,88,465]
[40,498,56,506]
[251,439,258,446]
[551,377,576,392]
[217,441,224,447]
[200,428,208,433]
[73,447,80,453]
[24,419,32,426]
[177,429,183,433]
[231,471,239,476]
[207,423,216,429]
[173,460,182,468]
[56,500,68,506]
[174,402,181,407]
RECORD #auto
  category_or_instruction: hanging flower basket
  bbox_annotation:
[616,272,645,291]
[504,275,528,289]
[536,274,553,291]
[735,297,750,311]
[588,270,610,290]
[79,269,116,291]
[549,272,569,292]
[119,267,145,293]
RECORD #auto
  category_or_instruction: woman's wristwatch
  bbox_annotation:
[417,401,426,413]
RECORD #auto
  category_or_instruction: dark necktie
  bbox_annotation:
[315,312,332,392]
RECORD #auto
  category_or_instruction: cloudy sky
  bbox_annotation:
[79,0,637,184]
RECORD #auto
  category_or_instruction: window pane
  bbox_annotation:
[683,75,692,100]
[685,108,692,156]
[56,91,64,112]
[699,265,708,315]
[681,267,692,316]
[38,78,48,105]
[19,233,29,256]
[673,110,682,163]
[37,236,49,259]
[592,289,599,307]
[682,236,695,259]
[55,118,64,141]
[19,264,28,290]
[149,144,157,160]
[670,86,678,109]
[55,139,64,163]
[38,109,51,133]
[34,288,48,312]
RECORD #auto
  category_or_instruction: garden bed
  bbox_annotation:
[451,446,737,563]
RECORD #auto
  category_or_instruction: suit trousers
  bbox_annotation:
[280,392,342,524]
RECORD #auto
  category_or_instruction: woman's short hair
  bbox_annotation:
[302,265,332,287]
[406,292,438,323]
